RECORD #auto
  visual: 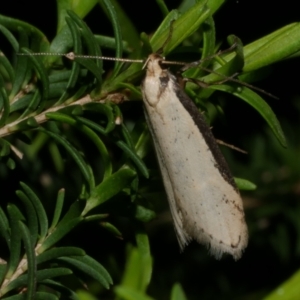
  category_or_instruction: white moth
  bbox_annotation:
[20,51,248,259]
[141,53,248,260]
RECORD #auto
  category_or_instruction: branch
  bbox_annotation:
[0,94,94,138]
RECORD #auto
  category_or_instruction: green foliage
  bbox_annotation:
[0,185,112,298]
[0,0,299,299]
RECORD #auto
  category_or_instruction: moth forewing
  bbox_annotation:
[141,54,248,260]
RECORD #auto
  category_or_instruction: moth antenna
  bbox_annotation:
[180,41,239,72]
[183,64,278,100]
[18,51,277,99]
[17,52,66,57]
[17,51,144,64]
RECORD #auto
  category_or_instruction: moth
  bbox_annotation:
[19,50,248,259]
[141,53,248,260]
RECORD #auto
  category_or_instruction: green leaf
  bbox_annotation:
[38,217,82,253]
[36,247,85,264]
[39,128,92,189]
[0,139,11,157]
[0,294,25,300]
[0,23,19,51]
[35,292,59,300]
[16,190,39,245]
[76,290,97,300]
[156,0,169,16]
[10,94,34,113]
[151,0,210,54]
[94,34,130,52]
[0,295,27,300]
[263,268,300,300]
[206,0,226,14]
[0,14,49,53]
[56,200,85,230]
[20,47,50,107]
[39,279,79,299]
[58,255,112,288]
[18,221,37,300]
[19,89,41,119]
[0,261,7,286]
[82,102,116,134]
[2,268,72,295]
[0,82,10,127]
[114,286,155,300]
[6,157,16,170]
[49,189,65,231]
[49,141,64,173]
[83,214,108,222]
[140,32,152,56]
[49,70,80,84]
[120,122,135,150]
[235,177,257,191]
[119,245,152,294]
[65,14,82,55]
[0,52,15,83]
[49,26,74,64]
[72,56,103,86]
[183,15,216,80]
[75,116,106,135]
[53,104,83,117]
[83,168,137,215]
[149,10,179,50]
[54,16,83,102]
[115,140,149,178]
[56,0,97,32]
[7,116,38,133]
[99,0,123,76]
[108,0,140,53]
[243,23,300,73]
[171,283,188,300]
[179,0,225,14]
[208,84,287,147]
[0,15,49,48]
[67,10,100,53]
[196,35,245,83]
[20,182,48,242]
[0,206,10,246]
[10,35,29,99]
[52,70,80,105]
[46,112,112,179]
[26,117,39,128]
[49,81,69,99]
[100,222,122,238]
[135,228,152,291]
[135,205,156,222]
[6,204,24,277]
[67,10,103,89]
[134,126,152,160]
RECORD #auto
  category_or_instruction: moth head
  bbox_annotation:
[143,53,166,76]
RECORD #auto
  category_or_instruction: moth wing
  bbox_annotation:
[144,109,191,248]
